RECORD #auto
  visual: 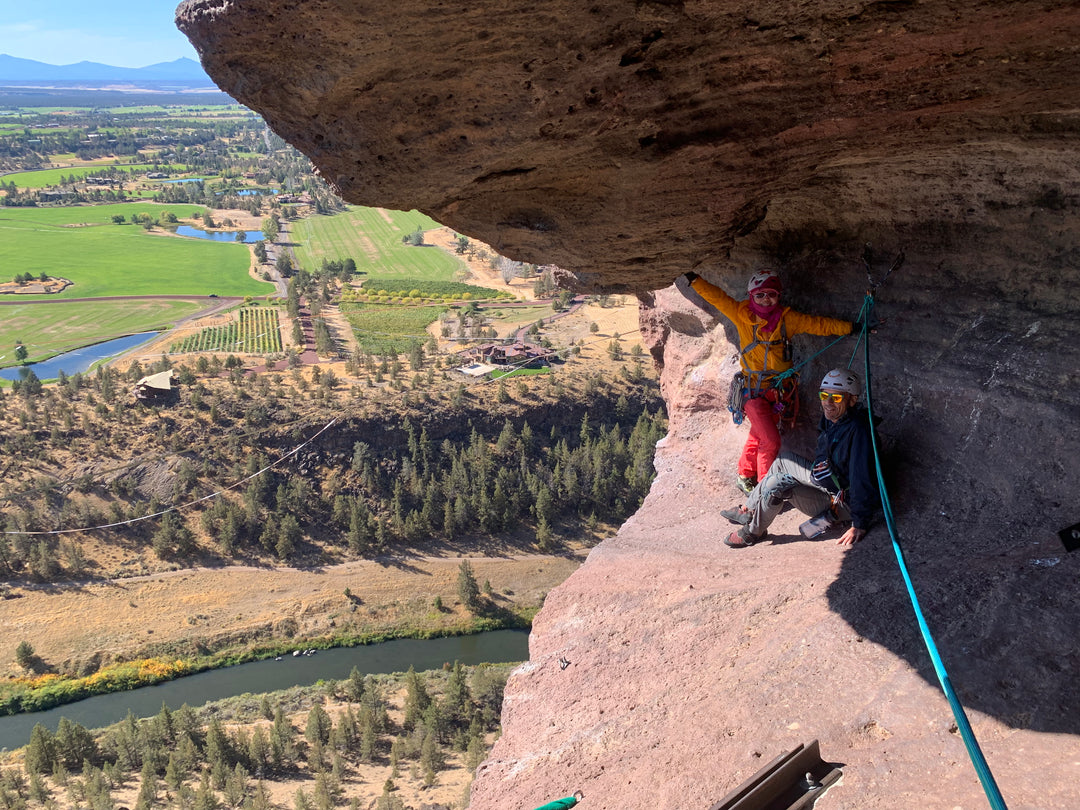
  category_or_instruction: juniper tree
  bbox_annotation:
[134,760,158,810]
[401,667,430,732]
[457,560,481,612]
[24,724,56,774]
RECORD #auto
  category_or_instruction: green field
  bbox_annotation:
[291,207,463,280]
[0,203,271,299]
[0,299,205,367]
[3,164,190,189]
[339,302,446,355]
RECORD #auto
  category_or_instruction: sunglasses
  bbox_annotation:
[751,291,779,300]
[818,391,846,403]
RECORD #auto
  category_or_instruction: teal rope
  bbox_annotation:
[532,797,580,810]
[772,300,869,386]
[858,298,1008,810]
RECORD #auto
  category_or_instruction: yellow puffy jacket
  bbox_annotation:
[689,276,852,378]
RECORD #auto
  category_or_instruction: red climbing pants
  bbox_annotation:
[739,397,782,481]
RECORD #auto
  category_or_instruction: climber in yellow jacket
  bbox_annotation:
[682,269,853,493]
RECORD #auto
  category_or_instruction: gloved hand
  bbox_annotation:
[683,271,700,285]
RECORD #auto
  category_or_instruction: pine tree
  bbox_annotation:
[193,770,219,810]
[134,760,158,810]
[457,560,481,612]
[443,661,471,728]
[24,724,56,774]
[305,704,333,747]
[222,764,248,809]
[401,667,430,732]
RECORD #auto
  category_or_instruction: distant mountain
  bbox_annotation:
[0,55,214,85]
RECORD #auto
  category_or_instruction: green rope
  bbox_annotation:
[532,795,581,810]
[771,301,867,387]
[857,297,1009,810]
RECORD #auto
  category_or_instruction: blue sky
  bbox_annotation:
[1,0,198,68]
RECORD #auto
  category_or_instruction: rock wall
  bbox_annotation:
[178,1,1080,806]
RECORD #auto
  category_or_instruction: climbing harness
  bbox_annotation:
[532,790,584,810]
[853,253,1008,808]
[728,321,800,428]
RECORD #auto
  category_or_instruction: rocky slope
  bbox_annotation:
[177,1,1080,807]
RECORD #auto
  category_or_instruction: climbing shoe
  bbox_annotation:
[724,526,765,548]
[736,475,757,494]
[720,506,752,525]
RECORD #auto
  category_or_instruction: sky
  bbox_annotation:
[1,0,199,68]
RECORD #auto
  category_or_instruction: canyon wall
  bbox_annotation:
[178,1,1080,806]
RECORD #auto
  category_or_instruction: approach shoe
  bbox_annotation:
[724,525,765,549]
[736,475,757,494]
[720,505,752,526]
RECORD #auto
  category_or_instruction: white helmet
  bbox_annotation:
[747,269,781,294]
[820,368,861,396]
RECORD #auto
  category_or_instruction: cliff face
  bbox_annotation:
[178,1,1080,807]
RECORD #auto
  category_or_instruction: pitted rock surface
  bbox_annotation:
[178,2,1080,807]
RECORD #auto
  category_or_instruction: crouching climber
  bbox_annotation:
[720,368,881,548]
[680,270,853,493]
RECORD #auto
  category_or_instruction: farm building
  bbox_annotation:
[134,370,177,403]
[456,342,556,373]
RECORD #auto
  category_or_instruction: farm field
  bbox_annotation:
[169,304,283,355]
[339,302,447,355]
[2,164,189,189]
[0,203,272,299]
[0,299,205,366]
[291,206,463,280]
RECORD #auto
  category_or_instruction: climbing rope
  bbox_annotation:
[532,791,583,810]
[857,296,1009,810]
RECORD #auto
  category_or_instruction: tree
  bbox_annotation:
[55,716,97,769]
[305,703,333,746]
[14,343,28,364]
[25,723,57,774]
[457,559,481,612]
[261,217,279,243]
[401,667,430,731]
[15,640,35,670]
[134,760,158,810]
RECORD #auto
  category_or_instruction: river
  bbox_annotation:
[0,630,529,751]
[0,332,160,382]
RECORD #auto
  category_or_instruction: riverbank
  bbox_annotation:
[1,551,584,713]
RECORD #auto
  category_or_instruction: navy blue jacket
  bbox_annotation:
[811,405,881,531]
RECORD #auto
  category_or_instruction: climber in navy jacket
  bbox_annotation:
[720,368,881,548]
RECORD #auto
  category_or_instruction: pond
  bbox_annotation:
[175,225,264,243]
[0,630,529,751]
[0,332,160,382]
[216,189,279,197]
[158,178,210,184]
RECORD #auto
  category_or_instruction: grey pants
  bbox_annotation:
[746,450,851,537]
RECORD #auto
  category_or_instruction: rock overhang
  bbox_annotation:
[177,0,1080,295]
[177,1,1080,807]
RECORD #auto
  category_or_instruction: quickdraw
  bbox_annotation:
[728,370,800,430]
